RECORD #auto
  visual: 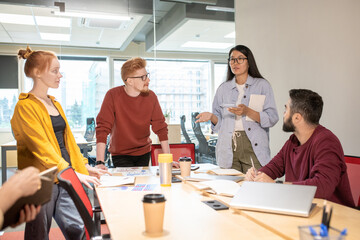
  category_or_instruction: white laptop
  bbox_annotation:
[230,182,317,217]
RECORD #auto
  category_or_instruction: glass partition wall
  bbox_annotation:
[0,0,234,163]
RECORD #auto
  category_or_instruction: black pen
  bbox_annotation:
[326,205,333,229]
[321,200,328,225]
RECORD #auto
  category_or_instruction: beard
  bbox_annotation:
[282,115,295,132]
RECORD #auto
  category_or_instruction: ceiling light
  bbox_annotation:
[205,6,235,13]
[40,33,70,41]
[53,11,132,21]
[224,31,235,39]
[35,16,71,28]
[0,13,35,25]
[182,41,233,49]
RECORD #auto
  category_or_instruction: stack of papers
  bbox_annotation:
[207,168,244,176]
[187,180,241,197]
[98,176,135,188]
[110,167,153,177]
[184,173,244,182]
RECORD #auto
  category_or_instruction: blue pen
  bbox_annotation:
[337,228,347,240]
[320,224,328,237]
[309,226,318,236]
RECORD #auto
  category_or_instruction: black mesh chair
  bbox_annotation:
[84,118,95,142]
[191,112,216,164]
[88,135,112,168]
[180,115,192,143]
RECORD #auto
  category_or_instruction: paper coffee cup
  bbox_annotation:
[179,157,192,177]
[142,194,166,234]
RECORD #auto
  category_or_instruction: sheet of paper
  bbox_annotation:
[246,94,266,122]
[98,176,135,188]
[107,184,160,192]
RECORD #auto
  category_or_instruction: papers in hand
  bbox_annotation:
[195,180,241,197]
[98,176,135,188]
[207,168,243,176]
[246,94,266,122]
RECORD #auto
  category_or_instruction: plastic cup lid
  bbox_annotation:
[158,153,173,163]
[142,194,166,203]
[178,157,192,162]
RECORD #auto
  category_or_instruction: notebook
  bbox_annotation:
[1,166,58,229]
[230,181,317,217]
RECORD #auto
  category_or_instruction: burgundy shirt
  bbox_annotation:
[260,125,354,207]
[96,86,168,156]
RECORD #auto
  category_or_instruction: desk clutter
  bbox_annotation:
[298,201,347,239]
[94,163,358,239]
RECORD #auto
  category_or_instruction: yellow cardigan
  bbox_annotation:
[11,93,89,177]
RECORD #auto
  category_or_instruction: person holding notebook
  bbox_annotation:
[245,89,354,207]
[11,46,109,239]
[196,45,279,173]
[0,167,41,229]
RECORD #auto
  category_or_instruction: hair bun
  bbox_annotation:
[18,46,34,59]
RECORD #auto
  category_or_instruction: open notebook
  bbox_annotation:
[230,182,317,217]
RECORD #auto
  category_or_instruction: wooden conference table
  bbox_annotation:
[95,164,360,240]
[1,135,93,184]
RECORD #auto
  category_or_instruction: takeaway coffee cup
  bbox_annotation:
[178,157,192,177]
[142,193,166,234]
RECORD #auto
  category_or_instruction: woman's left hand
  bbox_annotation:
[228,104,248,116]
[86,164,111,179]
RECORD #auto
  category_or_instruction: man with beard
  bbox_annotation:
[95,57,170,168]
[245,89,354,207]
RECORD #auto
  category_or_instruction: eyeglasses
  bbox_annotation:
[127,73,150,81]
[228,57,248,64]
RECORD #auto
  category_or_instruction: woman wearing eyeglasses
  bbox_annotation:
[196,45,279,173]
[96,57,171,168]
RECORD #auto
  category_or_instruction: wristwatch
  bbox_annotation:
[95,161,105,166]
[275,180,283,184]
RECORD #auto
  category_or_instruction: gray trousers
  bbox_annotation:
[25,184,85,240]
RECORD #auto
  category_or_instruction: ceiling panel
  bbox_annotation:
[0,0,234,53]
[156,19,234,53]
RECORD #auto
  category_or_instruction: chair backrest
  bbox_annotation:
[151,143,195,166]
[180,115,191,143]
[84,117,95,142]
[344,155,360,207]
[191,112,210,155]
[57,167,99,240]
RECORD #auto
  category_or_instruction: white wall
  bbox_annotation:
[235,0,360,156]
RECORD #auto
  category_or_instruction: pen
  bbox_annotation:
[320,223,328,237]
[250,156,258,175]
[326,206,333,229]
[322,200,328,226]
[309,226,318,236]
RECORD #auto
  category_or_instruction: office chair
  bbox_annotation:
[84,118,96,142]
[57,167,110,240]
[344,155,360,208]
[151,143,195,166]
[88,135,113,168]
[191,112,216,164]
[180,115,192,144]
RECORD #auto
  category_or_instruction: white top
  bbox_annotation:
[234,83,245,130]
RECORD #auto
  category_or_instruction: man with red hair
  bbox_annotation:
[95,57,170,168]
